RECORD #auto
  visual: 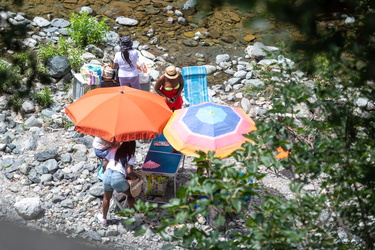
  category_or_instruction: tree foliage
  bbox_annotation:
[0,3,51,111]
[67,11,109,48]
[0,4,110,111]
[122,0,375,249]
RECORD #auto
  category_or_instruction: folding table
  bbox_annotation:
[142,133,184,197]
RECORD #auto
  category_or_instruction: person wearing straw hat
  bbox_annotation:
[100,64,119,88]
[154,65,184,111]
[113,36,140,89]
[97,141,141,226]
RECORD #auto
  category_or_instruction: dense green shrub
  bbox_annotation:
[31,87,54,109]
[37,11,110,72]
[0,50,50,111]
[36,36,84,72]
[68,11,109,48]
[0,59,20,94]
[119,0,375,248]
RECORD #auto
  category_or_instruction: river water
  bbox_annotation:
[5,0,304,84]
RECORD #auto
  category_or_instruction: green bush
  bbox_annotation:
[31,87,54,109]
[0,59,21,94]
[36,11,109,71]
[1,51,51,112]
[36,42,60,64]
[67,47,85,72]
[121,52,374,248]
[36,36,84,72]
[68,11,109,48]
[119,152,263,248]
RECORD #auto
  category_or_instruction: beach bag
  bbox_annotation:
[143,174,168,196]
[80,64,102,85]
[137,62,150,84]
[139,72,150,84]
[129,178,143,197]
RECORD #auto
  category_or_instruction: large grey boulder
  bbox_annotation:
[115,16,138,26]
[21,100,35,113]
[33,16,50,27]
[14,197,43,219]
[245,42,279,61]
[24,115,43,128]
[183,0,197,10]
[216,54,230,64]
[204,65,217,75]
[47,56,71,78]
[8,14,31,26]
[103,31,120,47]
[79,6,93,15]
[88,182,104,197]
[34,149,58,161]
[50,18,70,28]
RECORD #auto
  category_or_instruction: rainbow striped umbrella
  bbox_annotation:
[163,102,257,159]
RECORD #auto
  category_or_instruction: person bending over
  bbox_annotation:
[97,141,140,226]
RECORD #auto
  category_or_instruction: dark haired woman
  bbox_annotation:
[113,36,140,89]
[97,141,140,226]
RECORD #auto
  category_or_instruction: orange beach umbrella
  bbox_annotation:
[65,86,172,142]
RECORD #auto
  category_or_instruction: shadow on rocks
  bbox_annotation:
[0,220,106,250]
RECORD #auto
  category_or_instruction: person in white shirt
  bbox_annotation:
[113,36,140,89]
[97,141,140,226]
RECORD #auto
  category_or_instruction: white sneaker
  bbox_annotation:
[97,213,107,226]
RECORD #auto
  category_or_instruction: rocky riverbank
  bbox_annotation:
[0,5,327,250]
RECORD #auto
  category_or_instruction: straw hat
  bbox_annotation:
[164,66,179,79]
[129,178,143,197]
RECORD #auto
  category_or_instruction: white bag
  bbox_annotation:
[137,62,150,84]
[139,72,150,84]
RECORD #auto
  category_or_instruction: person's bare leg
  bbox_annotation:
[102,190,113,220]
[124,189,135,209]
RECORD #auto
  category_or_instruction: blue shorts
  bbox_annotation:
[103,169,129,193]
[94,147,111,159]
